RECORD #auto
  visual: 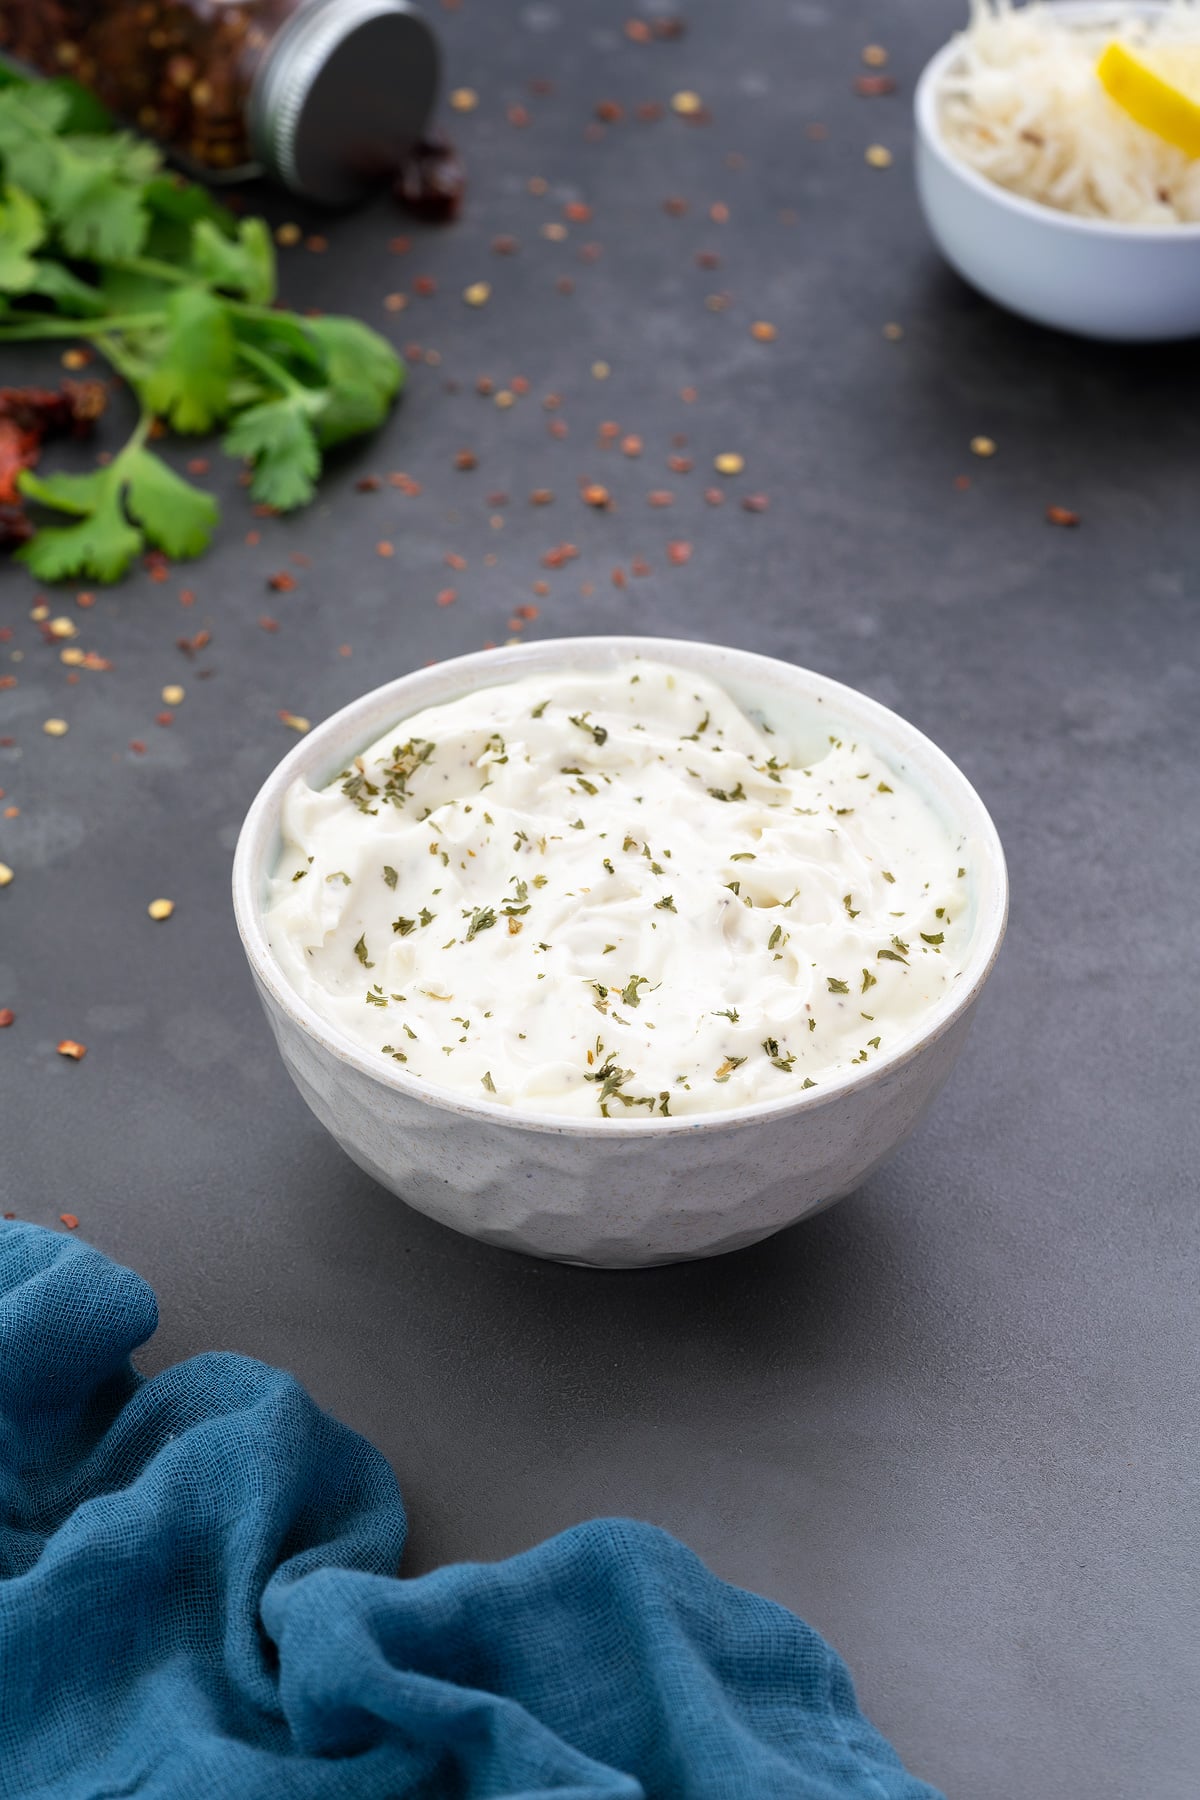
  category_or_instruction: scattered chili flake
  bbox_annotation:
[492,234,519,255]
[695,250,721,269]
[148,898,175,921]
[667,540,693,564]
[583,122,607,143]
[445,551,468,569]
[671,90,703,116]
[507,103,530,127]
[356,475,382,492]
[494,389,515,409]
[43,718,68,737]
[541,542,580,568]
[591,361,611,380]
[883,321,904,340]
[186,457,210,476]
[156,711,173,727]
[279,711,310,733]
[663,196,688,216]
[60,1213,79,1229]
[750,320,778,342]
[177,630,210,655]
[653,15,686,37]
[162,684,184,705]
[267,570,297,592]
[647,490,674,507]
[581,483,611,508]
[865,145,893,168]
[275,222,302,246]
[631,557,652,577]
[611,567,627,588]
[578,242,603,263]
[530,489,555,507]
[0,1008,13,1027]
[0,863,12,888]
[463,281,491,306]
[709,202,730,223]
[259,616,280,632]
[414,275,437,296]
[519,603,541,619]
[854,74,897,96]
[1046,504,1081,527]
[339,644,352,657]
[548,418,569,438]
[48,616,76,639]
[529,176,549,194]
[625,18,651,41]
[129,740,146,754]
[388,471,422,494]
[742,493,770,512]
[714,452,744,475]
[436,588,458,607]
[388,236,412,254]
[555,276,575,294]
[56,1041,86,1060]
[637,101,665,122]
[594,100,623,123]
[564,201,592,221]
[667,454,693,474]
[542,221,567,242]
[384,292,408,313]
[377,541,395,558]
[486,490,509,506]
[953,475,971,491]
[863,43,889,66]
[970,436,997,458]
[305,234,329,253]
[620,434,643,457]
[680,385,698,403]
[449,86,478,111]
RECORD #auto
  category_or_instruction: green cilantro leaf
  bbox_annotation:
[0,184,44,292]
[16,465,142,583]
[122,447,219,558]
[143,288,236,431]
[191,216,275,305]
[222,396,321,512]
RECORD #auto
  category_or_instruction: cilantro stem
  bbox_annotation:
[235,338,315,401]
[0,312,165,341]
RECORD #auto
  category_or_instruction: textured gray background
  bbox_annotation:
[1,2,1197,1795]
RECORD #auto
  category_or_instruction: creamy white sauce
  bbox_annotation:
[265,662,972,1120]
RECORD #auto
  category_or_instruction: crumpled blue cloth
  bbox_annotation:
[0,1222,942,1800]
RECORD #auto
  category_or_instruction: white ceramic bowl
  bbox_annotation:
[915,2,1200,342]
[232,638,1008,1267]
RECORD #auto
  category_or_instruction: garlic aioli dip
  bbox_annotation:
[265,662,972,1120]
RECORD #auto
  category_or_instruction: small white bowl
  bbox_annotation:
[232,638,1008,1267]
[915,2,1200,341]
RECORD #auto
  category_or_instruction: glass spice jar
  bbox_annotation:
[0,0,439,205]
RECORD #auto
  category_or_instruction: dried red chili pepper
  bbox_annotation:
[393,134,467,222]
[0,383,106,547]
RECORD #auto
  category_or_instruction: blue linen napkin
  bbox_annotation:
[0,1221,942,1800]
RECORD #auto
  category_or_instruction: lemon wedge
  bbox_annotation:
[1098,41,1200,158]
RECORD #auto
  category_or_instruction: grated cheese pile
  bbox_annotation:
[938,0,1200,223]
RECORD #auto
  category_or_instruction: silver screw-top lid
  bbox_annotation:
[250,0,439,206]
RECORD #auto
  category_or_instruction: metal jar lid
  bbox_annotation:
[250,0,439,206]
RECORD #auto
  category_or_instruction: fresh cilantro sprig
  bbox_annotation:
[0,73,404,581]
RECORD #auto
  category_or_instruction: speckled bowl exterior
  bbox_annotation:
[232,637,1008,1267]
[915,4,1200,343]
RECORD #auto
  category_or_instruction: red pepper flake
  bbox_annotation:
[542,393,563,411]
[611,567,627,588]
[625,18,651,41]
[60,1213,79,1230]
[445,551,468,570]
[667,540,693,564]
[414,275,437,296]
[259,616,280,632]
[0,676,15,691]
[620,434,643,457]
[564,201,592,221]
[654,15,686,37]
[578,242,603,263]
[80,652,111,672]
[647,490,675,507]
[129,740,146,754]
[507,617,524,632]
[854,74,897,97]
[580,581,594,597]
[584,123,607,143]
[267,570,297,592]
[530,489,555,505]
[356,475,382,492]
[518,603,540,620]
[595,100,624,124]
[507,104,530,127]
[454,449,479,471]
[541,542,580,568]
[377,541,395,558]
[388,471,423,495]
[530,580,550,598]
[511,376,531,395]
[1046,504,1081,527]
[186,457,210,476]
[709,202,730,223]
[680,385,698,403]
[806,122,828,140]
[177,629,210,656]
[491,235,519,256]
[529,77,554,96]
[0,627,9,642]
[695,249,721,269]
[487,490,510,506]
[339,644,352,657]
[2,1213,14,1220]
[581,483,612,508]
[252,503,279,518]
[56,1041,86,1061]
[179,588,196,607]
[306,235,329,254]
[953,475,971,491]
[245,530,261,546]
[436,587,458,607]
[631,557,652,577]
[548,418,569,439]
[0,1008,14,1028]
[637,102,664,122]
[76,591,96,608]
[741,493,770,512]
[389,236,412,255]
[663,196,688,217]
[156,711,173,727]
[555,276,575,295]
[598,422,620,443]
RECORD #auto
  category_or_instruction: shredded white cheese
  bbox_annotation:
[938,0,1200,223]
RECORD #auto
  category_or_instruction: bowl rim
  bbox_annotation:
[915,0,1200,243]
[232,636,1009,1140]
